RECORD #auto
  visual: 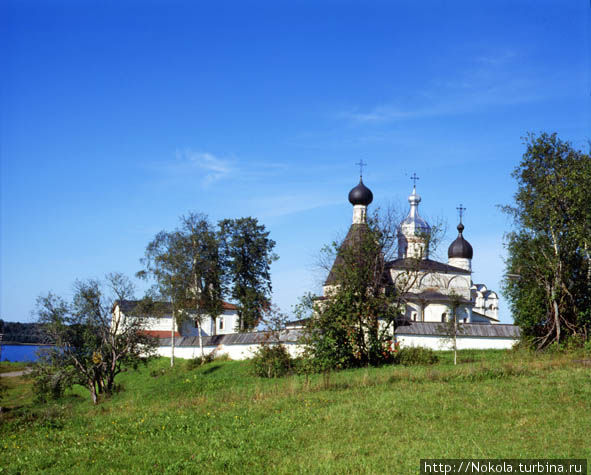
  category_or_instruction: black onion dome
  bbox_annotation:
[348,179,373,206]
[448,223,473,259]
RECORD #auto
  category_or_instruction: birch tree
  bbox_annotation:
[502,133,591,347]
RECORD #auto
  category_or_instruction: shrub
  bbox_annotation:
[251,344,293,378]
[32,364,75,402]
[394,346,438,366]
[187,352,215,370]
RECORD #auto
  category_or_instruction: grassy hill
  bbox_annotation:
[1,350,590,473]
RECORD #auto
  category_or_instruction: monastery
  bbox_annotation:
[113,175,520,359]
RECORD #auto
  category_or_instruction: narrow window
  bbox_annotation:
[441,313,447,322]
[219,317,224,330]
[412,312,417,321]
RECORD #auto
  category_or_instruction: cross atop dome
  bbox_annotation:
[355,160,367,178]
[456,204,466,224]
[410,172,420,188]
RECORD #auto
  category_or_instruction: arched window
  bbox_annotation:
[441,313,447,322]
[412,312,417,321]
[219,317,224,330]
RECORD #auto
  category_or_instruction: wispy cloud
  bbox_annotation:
[148,150,292,188]
[339,49,565,124]
[175,150,236,185]
[338,106,420,123]
[248,192,342,218]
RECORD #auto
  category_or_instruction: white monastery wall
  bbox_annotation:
[156,341,304,360]
[395,334,517,351]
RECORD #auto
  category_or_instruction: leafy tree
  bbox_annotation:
[139,213,224,361]
[176,213,224,358]
[35,273,157,404]
[301,209,438,370]
[437,292,466,365]
[137,229,187,366]
[218,217,278,331]
[502,133,591,347]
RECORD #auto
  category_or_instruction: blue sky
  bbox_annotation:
[1,1,589,323]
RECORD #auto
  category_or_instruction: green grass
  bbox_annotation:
[1,350,590,474]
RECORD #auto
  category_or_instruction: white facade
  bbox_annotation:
[112,301,241,338]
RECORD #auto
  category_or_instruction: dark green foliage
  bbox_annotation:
[187,352,216,370]
[139,214,278,337]
[32,362,75,402]
[0,321,46,344]
[251,344,292,378]
[219,217,278,332]
[502,133,591,348]
[394,346,438,366]
[302,212,408,370]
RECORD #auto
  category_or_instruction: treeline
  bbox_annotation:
[0,321,47,344]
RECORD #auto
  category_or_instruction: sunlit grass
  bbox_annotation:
[1,350,589,473]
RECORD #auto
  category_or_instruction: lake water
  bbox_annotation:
[0,345,52,362]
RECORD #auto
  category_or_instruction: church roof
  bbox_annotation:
[472,310,500,322]
[386,258,471,275]
[324,223,371,285]
[348,178,373,206]
[158,329,303,346]
[448,223,473,259]
[395,322,520,338]
[399,186,431,235]
[402,290,471,304]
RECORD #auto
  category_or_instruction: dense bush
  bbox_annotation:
[251,344,293,378]
[32,364,75,402]
[187,352,215,370]
[394,346,438,366]
[187,352,231,370]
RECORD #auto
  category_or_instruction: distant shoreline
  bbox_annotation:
[0,342,53,346]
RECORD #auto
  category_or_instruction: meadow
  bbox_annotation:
[1,349,590,474]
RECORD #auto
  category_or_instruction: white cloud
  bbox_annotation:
[175,150,236,185]
[249,193,343,218]
[338,49,567,124]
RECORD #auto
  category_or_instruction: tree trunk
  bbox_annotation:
[453,311,457,366]
[171,307,175,368]
[553,298,561,344]
[89,380,98,405]
[197,318,204,360]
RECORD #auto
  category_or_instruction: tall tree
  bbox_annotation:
[502,133,591,347]
[137,230,186,366]
[177,213,224,358]
[139,214,224,360]
[218,217,278,332]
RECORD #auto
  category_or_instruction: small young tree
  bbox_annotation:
[251,304,293,378]
[437,292,466,365]
[35,273,157,404]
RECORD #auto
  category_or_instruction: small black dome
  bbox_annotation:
[448,223,473,259]
[348,179,373,206]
